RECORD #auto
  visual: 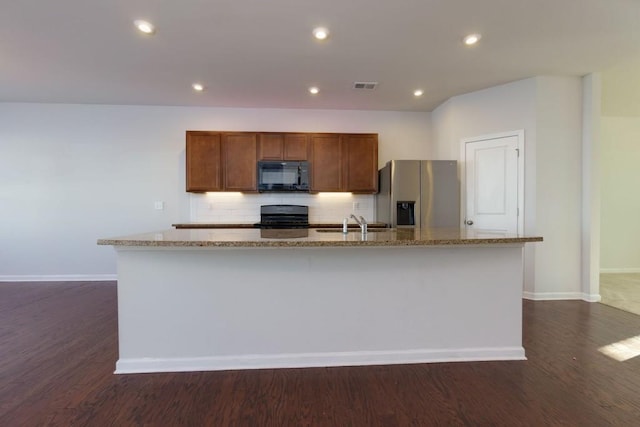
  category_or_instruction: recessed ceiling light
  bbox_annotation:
[309,86,319,95]
[312,27,329,40]
[463,33,481,46]
[192,83,205,92]
[414,89,424,97]
[134,20,155,35]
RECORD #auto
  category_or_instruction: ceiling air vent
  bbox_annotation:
[353,81,378,90]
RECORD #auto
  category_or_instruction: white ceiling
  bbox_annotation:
[1,0,639,112]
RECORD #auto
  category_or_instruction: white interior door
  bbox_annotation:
[464,133,522,233]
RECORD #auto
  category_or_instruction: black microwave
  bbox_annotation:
[257,161,310,192]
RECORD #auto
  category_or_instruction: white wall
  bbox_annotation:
[599,59,640,273]
[600,117,640,272]
[534,77,583,296]
[191,193,375,224]
[431,76,586,299]
[0,103,430,279]
[431,79,537,161]
[431,78,538,295]
[581,73,602,301]
[601,58,640,117]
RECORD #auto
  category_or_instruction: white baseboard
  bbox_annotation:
[523,291,600,302]
[581,293,602,302]
[0,274,117,282]
[115,347,527,374]
[600,268,640,274]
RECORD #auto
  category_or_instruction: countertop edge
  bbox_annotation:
[97,237,543,248]
[171,223,389,229]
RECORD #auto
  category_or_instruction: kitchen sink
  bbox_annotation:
[315,228,390,233]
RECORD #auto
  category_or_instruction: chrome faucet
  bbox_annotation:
[350,214,368,234]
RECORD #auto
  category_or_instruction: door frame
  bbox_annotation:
[459,130,525,235]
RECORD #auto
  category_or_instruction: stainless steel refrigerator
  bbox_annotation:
[376,160,460,228]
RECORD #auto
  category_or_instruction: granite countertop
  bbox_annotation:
[98,228,543,248]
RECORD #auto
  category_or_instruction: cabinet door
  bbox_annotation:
[223,133,258,191]
[284,134,309,160]
[258,134,284,160]
[186,131,222,192]
[342,134,378,193]
[310,134,342,192]
[258,133,309,160]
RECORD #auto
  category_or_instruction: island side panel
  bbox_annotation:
[114,245,525,373]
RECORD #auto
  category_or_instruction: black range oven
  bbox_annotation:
[255,205,309,229]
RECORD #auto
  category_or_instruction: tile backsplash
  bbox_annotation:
[190,192,376,224]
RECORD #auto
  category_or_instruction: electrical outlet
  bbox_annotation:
[154,201,164,210]
[352,202,360,210]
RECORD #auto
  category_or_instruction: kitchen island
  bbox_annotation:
[98,228,542,374]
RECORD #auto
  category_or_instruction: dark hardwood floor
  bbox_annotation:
[1,282,640,426]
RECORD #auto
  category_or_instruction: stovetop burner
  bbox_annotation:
[255,204,309,229]
[256,224,309,229]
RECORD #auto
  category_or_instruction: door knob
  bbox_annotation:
[465,220,474,225]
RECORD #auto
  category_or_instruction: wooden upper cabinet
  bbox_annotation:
[258,133,309,161]
[258,134,284,160]
[310,134,342,192]
[342,134,378,193]
[283,134,308,160]
[223,133,258,191]
[186,131,222,192]
[186,130,377,193]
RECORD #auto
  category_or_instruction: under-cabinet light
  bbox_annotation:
[316,192,353,197]
[205,192,243,197]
